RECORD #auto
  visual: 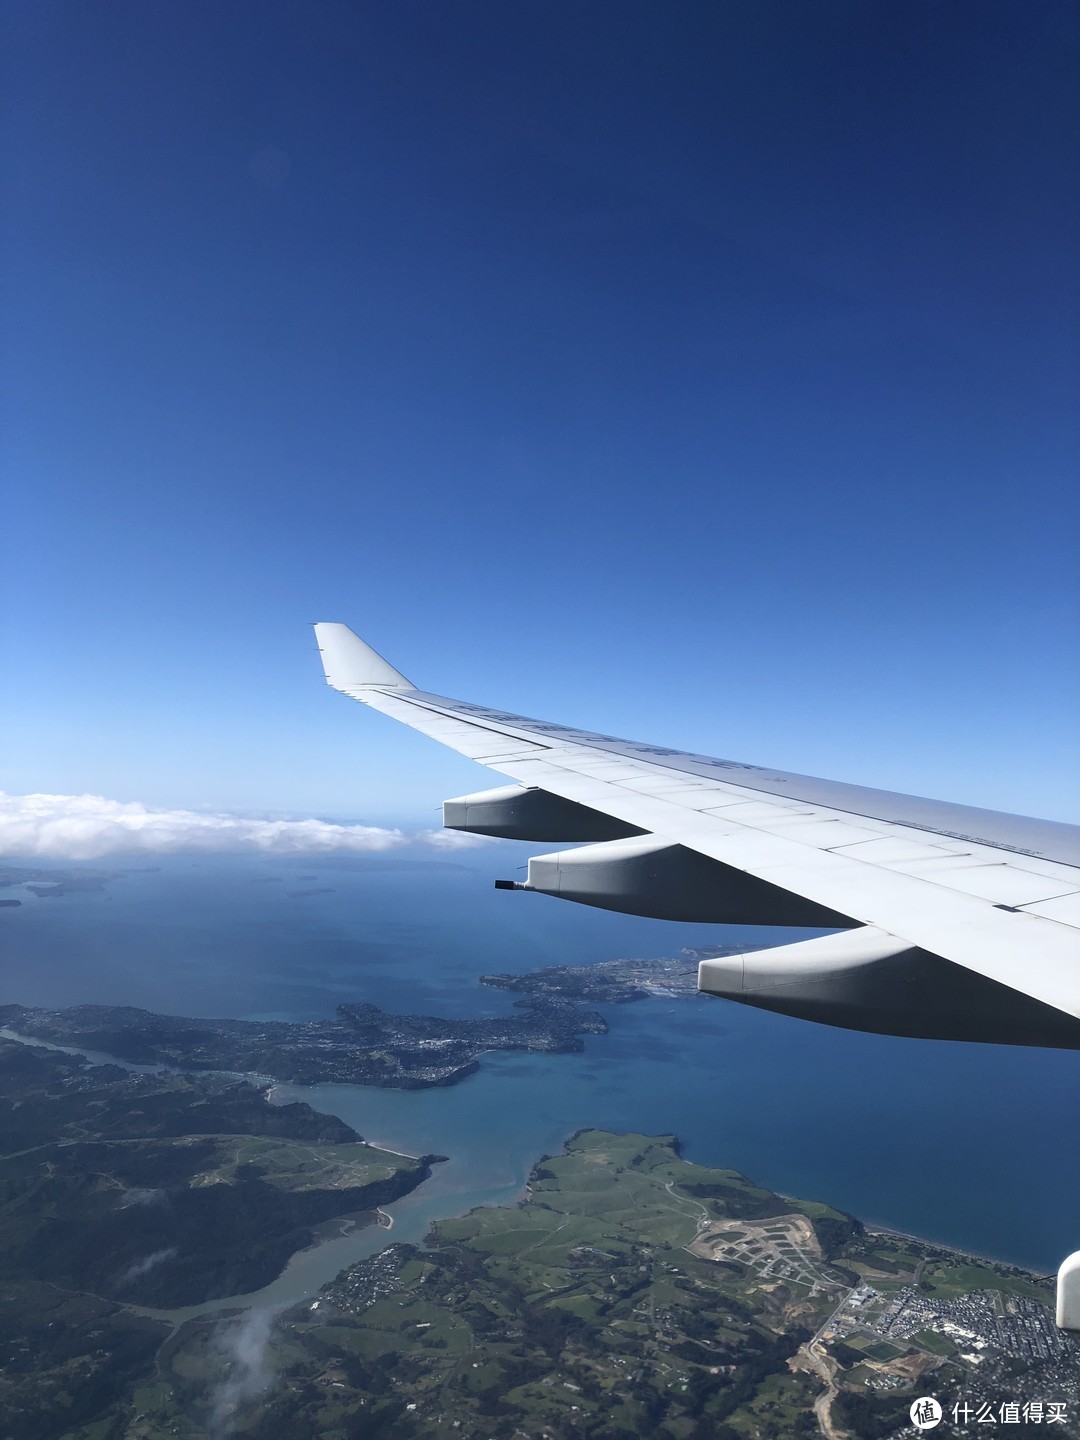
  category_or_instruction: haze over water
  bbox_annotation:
[3,850,1077,1281]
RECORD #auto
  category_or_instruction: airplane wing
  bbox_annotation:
[313,623,1080,1049]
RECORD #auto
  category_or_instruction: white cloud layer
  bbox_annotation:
[0,791,491,861]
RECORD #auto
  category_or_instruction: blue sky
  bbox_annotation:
[3,1,1077,833]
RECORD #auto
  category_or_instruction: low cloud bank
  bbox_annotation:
[0,791,490,861]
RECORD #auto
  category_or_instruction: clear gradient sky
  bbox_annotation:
[3,2,1077,838]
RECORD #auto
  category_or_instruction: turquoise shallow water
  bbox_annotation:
[2,848,1078,1292]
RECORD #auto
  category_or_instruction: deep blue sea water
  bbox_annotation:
[2,848,1078,1287]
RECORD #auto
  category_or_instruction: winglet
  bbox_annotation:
[313,623,414,690]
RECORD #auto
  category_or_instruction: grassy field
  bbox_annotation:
[196,1134,410,1192]
[202,1130,836,1437]
[91,1128,1071,1440]
[916,1260,1051,1303]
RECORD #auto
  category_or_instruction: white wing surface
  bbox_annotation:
[313,623,1080,1048]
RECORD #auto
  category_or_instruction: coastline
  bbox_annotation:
[360,1137,421,1160]
[2,1026,1062,1298]
[2,1033,1062,1344]
[862,1222,1055,1282]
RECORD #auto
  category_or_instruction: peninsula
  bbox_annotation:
[0,992,607,1089]
[479,945,741,1004]
[0,947,734,1093]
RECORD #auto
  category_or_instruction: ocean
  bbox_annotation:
[2,847,1078,1300]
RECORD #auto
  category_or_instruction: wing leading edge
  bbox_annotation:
[313,623,1080,1048]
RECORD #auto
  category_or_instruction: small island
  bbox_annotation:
[0,862,123,898]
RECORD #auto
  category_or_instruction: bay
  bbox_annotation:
[2,847,1078,1304]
